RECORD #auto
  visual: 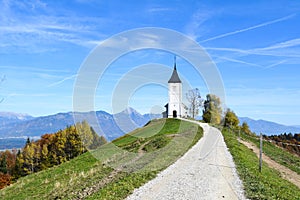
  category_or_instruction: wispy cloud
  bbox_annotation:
[206,36,300,68]
[201,14,296,43]
[258,38,300,50]
[206,37,300,58]
[147,7,174,13]
[215,56,262,68]
[263,60,286,69]
[184,8,214,40]
[0,1,107,52]
[0,65,70,73]
[48,74,77,87]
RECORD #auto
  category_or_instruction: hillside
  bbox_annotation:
[0,118,203,199]
[223,128,300,199]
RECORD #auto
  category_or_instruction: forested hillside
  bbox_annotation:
[0,121,106,189]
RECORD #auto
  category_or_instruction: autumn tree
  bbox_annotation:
[22,142,36,174]
[64,125,83,159]
[186,88,203,119]
[224,109,239,129]
[202,94,222,124]
[0,150,16,175]
[76,121,107,150]
[241,122,251,135]
[0,173,11,189]
[40,144,50,170]
[76,121,93,149]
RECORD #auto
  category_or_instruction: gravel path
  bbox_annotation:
[126,120,246,200]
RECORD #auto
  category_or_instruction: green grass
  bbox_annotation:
[242,133,300,175]
[0,152,114,199]
[223,129,300,199]
[1,118,203,200]
[86,171,157,200]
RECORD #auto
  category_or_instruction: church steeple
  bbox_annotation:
[168,55,182,83]
[174,55,177,70]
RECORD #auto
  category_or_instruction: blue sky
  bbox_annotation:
[0,0,300,125]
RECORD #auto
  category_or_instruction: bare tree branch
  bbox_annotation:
[186,88,203,119]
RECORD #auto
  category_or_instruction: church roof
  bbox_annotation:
[168,62,182,83]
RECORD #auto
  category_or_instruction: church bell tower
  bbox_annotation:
[168,56,183,118]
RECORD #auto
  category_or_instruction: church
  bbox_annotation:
[163,57,188,118]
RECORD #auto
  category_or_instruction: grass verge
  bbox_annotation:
[223,129,300,199]
[242,134,300,175]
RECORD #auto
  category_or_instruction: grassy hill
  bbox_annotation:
[0,118,203,200]
[222,128,300,199]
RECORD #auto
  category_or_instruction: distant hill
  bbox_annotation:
[0,108,161,141]
[239,117,300,136]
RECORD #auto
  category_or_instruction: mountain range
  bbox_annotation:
[0,108,161,141]
[239,117,300,136]
[0,110,299,143]
[0,112,34,127]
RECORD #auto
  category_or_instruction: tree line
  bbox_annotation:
[265,133,300,156]
[186,91,251,133]
[201,93,300,157]
[0,121,107,189]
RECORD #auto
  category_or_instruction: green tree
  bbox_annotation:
[13,150,24,178]
[202,94,222,124]
[224,109,239,129]
[0,155,7,174]
[25,137,31,146]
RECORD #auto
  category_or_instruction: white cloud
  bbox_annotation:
[0,1,107,52]
[147,7,174,13]
[263,60,286,69]
[184,8,214,40]
[201,14,296,43]
[0,65,70,73]
[48,74,77,87]
[206,37,300,68]
[214,56,262,68]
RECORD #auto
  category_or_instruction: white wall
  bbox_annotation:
[168,83,182,118]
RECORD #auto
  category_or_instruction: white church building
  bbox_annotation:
[163,57,188,118]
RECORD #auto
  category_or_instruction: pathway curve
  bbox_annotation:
[126,120,246,200]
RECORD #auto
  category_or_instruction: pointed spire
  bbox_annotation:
[168,55,182,83]
[174,55,177,70]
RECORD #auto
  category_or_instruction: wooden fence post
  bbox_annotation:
[238,129,240,145]
[259,133,263,172]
